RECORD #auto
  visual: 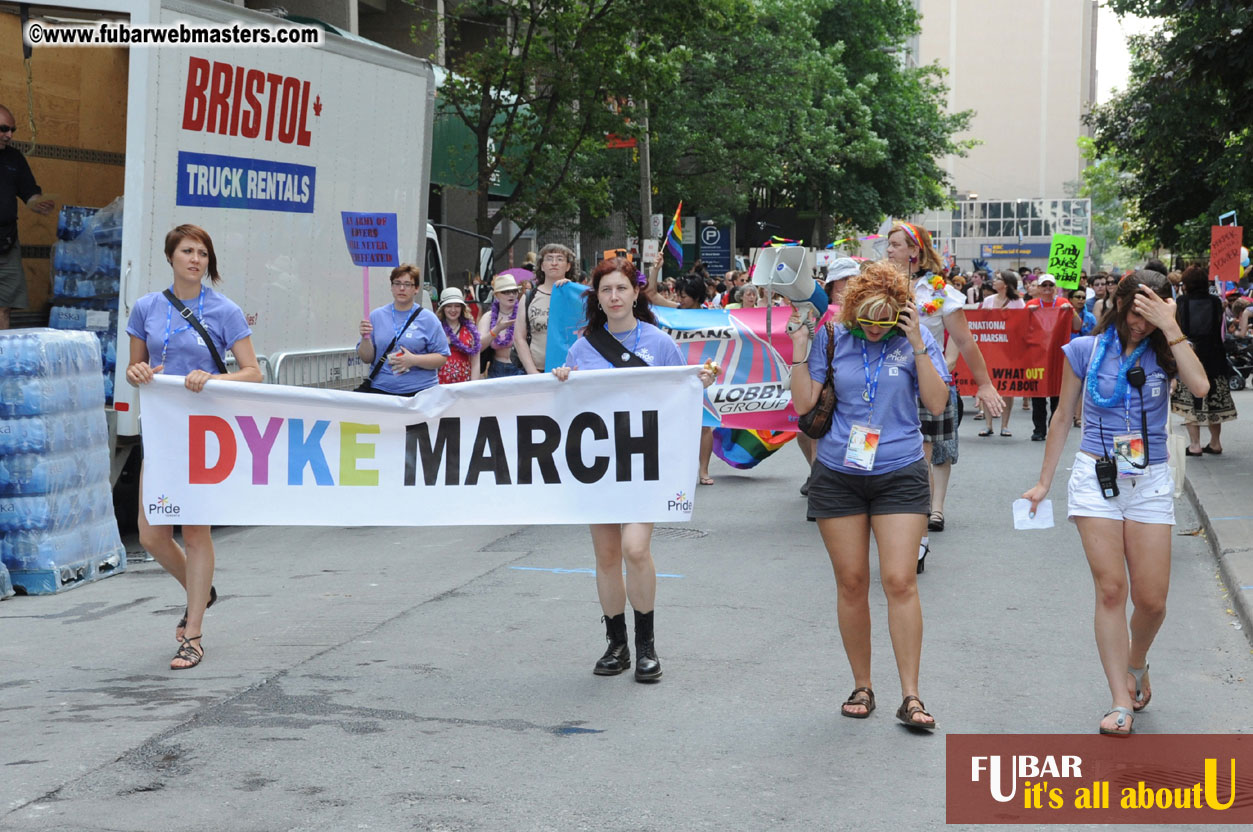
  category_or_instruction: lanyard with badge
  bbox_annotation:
[1086,329,1151,492]
[161,286,206,368]
[844,340,888,471]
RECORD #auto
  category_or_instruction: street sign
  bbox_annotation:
[643,239,659,264]
[698,224,732,272]
[650,213,664,238]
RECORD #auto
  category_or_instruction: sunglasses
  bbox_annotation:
[391,281,416,288]
[0,126,15,134]
[856,314,899,329]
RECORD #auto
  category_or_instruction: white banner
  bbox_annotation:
[139,369,703,526]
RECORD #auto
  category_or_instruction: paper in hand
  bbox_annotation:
[1013,498,1054,530]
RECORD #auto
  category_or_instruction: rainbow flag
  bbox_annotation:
[665,201,683,269]
[711,427,796,469]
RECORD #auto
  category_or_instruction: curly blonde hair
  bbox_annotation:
[840,260,912,328]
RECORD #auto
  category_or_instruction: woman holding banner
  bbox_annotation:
[788,262,949,730]
[1023,272,1207,735]
[554,257,716,683]
[886,223,1004,560]
[356,264,449,395]
[976,271,1026,436]
[125,224,264,670]
[515,243,575,374]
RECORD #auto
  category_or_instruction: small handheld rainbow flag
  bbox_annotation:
[665,201,683,269]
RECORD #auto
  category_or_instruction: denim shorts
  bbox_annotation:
[807,458,931,519]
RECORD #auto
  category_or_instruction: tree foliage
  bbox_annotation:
[436,0,973,251]
[1088,1,1253,253]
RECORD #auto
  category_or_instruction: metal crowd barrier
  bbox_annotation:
[268,347,367,390]
[223,354,275,385]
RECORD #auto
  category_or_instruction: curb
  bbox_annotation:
[1183,475,1253,648]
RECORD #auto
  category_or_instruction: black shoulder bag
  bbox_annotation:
[162,288,228,375]
[356,307,424,393]
[585,326,650,368]
[797,321,837,438]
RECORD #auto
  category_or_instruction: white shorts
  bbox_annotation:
[1066,452,1175,525]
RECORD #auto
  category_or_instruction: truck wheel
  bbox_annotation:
[112,443,143,535]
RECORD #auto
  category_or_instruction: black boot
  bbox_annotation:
[633,609,662,683]
[593,613,630,676]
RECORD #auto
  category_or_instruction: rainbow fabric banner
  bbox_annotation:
[653,305,802,430]
[711,427,796,469]
[665,201,683,269]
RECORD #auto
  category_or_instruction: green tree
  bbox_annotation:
[1088,1,1253,253]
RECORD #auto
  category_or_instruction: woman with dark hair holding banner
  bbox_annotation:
[1023,272,1208,735]
[125,224,263,670]
[886,222,1003,564]
[554,257,716,683]
[788,262,949,730]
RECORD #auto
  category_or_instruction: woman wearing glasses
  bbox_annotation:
[356,264,448,395]
[788,261,950,731]
[125,224,263,670]
[515,243,575,374]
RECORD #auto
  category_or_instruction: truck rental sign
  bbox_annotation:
[177,56,317,213]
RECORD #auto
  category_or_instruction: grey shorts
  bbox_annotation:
[807,458,932,519]
[0,244,27,309]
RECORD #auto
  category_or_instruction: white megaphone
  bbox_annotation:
[751,245,828,332]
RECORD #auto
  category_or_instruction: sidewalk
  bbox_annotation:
[1181,388,1253,645]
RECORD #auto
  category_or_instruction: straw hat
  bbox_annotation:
[492,273,519,293]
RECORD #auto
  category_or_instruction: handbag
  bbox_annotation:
[797,321,836,439]
[1167,414,1187,499]
[162,288,228,374]
[355,306,423,392]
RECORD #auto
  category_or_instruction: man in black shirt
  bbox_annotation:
[1,105,54,329]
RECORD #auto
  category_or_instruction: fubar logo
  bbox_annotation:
[148,495,181,516]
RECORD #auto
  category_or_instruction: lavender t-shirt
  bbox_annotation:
[126,287,251,376]
[1064,334,1171,463]
[364,303,450,394]
[808,325,949,475]
[563,321,685,369]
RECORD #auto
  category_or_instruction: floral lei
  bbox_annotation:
[443,317,482,357]
[917,272,949,316]
[489,299,516,348]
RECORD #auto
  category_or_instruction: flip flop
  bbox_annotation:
[978,428,994,437]
[1185,448,1203,457]
[1099,706,1134,736]
[1202,445,1223,455]
[1000,429,1013,437]
[699,476,715,485]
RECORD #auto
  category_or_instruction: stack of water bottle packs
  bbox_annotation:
[0,329,127,595]
[48,197,123,404]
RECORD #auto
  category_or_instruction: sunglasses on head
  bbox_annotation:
[856,314,899,329]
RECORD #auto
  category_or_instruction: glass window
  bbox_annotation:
[1017,201,1030,219]
[1030,219,1043,236]
[988,202,1001,219]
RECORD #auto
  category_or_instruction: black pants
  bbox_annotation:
[1032,396,1060,436]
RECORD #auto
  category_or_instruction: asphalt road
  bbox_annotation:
[2,406,1251,831]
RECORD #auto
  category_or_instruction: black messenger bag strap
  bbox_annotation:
[585,325,650,368]
[163,288,228,375]
[366,306,424,383]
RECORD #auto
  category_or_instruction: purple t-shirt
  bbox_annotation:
[363,303,450,394]
[1064,334,1171,462]
[126,287,251,376]
[808,325,949,475]
[563,321,685,369]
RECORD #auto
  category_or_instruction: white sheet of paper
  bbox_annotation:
[1013,498,1054,530]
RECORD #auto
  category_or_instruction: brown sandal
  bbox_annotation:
[895,695,937,731]
[841,687,875,719]
[170,635,203,670]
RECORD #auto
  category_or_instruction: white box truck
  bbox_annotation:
[11,0,446,494]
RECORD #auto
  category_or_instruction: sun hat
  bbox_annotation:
[438,287,467,308]
[492,273,519,293]
[825,257,860,283]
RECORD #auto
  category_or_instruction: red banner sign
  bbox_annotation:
[1210,225,1243,283]
[953,308,1074,397]
[947,734,1253,824]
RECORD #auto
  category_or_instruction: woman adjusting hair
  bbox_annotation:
[554,257,716,683]
[1023,271,1208,736]
[789,261,950,731]
[125,224,264,671]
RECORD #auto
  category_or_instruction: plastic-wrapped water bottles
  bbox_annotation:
[0,559,12,600]
[0,330,126,594]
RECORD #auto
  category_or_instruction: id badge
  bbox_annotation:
[844,423,882,471]
[1113,433,1146,478]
